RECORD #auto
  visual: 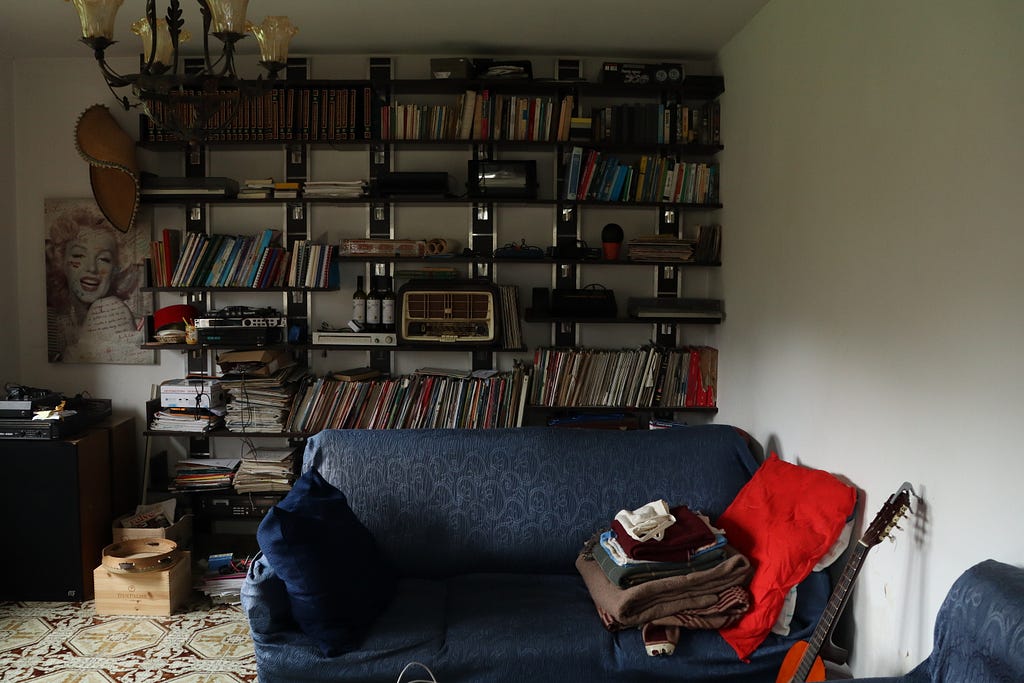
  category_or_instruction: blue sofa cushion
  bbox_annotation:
[256,468,395,656]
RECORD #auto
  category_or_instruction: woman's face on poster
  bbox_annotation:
[64,227,117,304]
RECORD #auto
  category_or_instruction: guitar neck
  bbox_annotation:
[791,542,869,682]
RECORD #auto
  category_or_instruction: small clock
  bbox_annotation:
[667,66,683,82]
[655,68,669,83]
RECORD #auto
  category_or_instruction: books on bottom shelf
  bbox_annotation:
[529,345,717,409]
[172,457,240,491]
[285,362,531,433]
[234,445,298,494]
[499,284,524,349]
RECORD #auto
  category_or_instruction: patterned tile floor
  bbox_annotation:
[0,597,256,683]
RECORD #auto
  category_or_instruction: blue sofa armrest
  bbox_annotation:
[850,559,1024,682]
[923,559,1024,682]
[241,552,295,640]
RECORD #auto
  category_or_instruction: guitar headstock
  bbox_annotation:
[862,482,916,547]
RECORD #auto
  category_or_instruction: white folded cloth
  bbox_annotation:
[614,499,677,542]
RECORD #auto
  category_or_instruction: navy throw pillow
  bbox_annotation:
[257,468,395,656]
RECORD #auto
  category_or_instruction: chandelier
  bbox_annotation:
[65,0,299,144]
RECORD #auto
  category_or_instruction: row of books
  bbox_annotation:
[393,90,576,142]
[564,148,720,205]
[498,285,524,350]
[141,86,373,143]
[163,230,338,290]
[140,87,718,147]
[589,101,722,146]
[285,364,531,432]
[285,240,339,289]
[529,346,718,408]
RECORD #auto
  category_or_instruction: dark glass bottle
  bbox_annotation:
[365,276,382,331]
[380,276,395,333]
[352,275,367,327]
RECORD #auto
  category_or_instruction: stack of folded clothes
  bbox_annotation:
[576,499,753,656]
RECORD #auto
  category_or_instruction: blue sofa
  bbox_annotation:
[850,559,1024,682]
[242,425,833,682]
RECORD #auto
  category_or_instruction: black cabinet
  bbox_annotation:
[0,429,112,601]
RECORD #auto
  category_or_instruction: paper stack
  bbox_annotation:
[302,180,366,199]
[172,457,240,491]
[149,408,224,433]
[234,446,298,494]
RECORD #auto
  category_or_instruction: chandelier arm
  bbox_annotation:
[165,0,185,76]
[91,47,136,90]
[142,2,159,74]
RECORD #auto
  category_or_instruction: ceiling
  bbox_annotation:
[0,1,768,62]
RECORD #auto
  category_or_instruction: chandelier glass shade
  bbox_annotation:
[65,0,299,144]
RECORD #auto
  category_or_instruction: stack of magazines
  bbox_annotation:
[173,458,240,491]
[302,180,366,199]
[219,367,304,433]
[150,408,225,433]
[234,446,298,494]
[626,235,697,262]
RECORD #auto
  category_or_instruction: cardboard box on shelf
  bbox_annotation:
[112,513,193,548]
[216,348,292,376]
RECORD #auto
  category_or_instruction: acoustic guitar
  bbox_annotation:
[776,482,916,683]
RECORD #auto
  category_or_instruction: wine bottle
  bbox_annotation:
[381,276,395,333]
[352,275,367,327]
[365,276,382,331]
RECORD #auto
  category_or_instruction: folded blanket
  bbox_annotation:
[576,545,752,627]
[611,505,717,562]
[640,586,751,656]
[600,584,751,632]
[594,536,728,588]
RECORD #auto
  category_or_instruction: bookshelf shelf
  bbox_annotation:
[523,314,723,325]
[527,405,719,413]
[144,56,724,438]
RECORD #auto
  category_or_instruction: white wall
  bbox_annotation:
[718,0,1024,676]
[12,58,173,424]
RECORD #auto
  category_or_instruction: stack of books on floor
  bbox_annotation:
[302,180,367,199]
[149,408,225,432]
[172,457,240,491]
[198,553,252,605]
[234,445,299,494]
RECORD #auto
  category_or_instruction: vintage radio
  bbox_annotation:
[398,280,499,345]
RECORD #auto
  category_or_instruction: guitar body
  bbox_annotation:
[777,640,826,683]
